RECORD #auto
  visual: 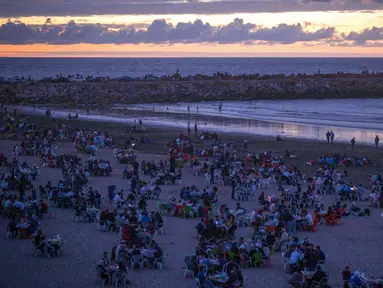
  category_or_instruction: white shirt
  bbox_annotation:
[14,201,25,210]
[114,194,122,203]
[304,214,314,225]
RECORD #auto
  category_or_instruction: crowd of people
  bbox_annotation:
[0,109,382,288]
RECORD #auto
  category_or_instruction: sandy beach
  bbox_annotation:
[0,113,382,288]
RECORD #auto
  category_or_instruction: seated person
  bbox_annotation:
[8,215,19,238]
[307,266,327,287]
[349,271,364,287]
[37,199,48,217]
[28,216,39,235]
[316,246,326,263]
[33,229,46,252]
[289,268,304,287]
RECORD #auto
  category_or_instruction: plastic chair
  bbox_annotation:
[311,278,328,288]
[198,264,209,277]
[113,270,127,287]
[195,277,202,288]
[184,254,195,278]
[153,253,168,271]
[239,253,252,268]
[130,254,143,270]
[96,266,110,286]
[175,178,182,185]
[5,224,11,238]
[262,247,272,267]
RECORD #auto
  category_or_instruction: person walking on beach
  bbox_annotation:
[244,139,248,153]
[375,135,379,148]
[326,131,330,143]
[219,103,222,112]
[197,106,199,114]
[330,130,335,143]
[166,106,169,112]
[187,106,190,113]
[188,122,191,135]
[152,105,155,112]
[194,123,198,134]
[351,137,356,152]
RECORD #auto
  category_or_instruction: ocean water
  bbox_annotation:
[1,57,383,79]
[14,98,383,146]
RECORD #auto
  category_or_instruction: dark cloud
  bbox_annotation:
[0,18,339,45]
[345,26,383,43]
[0,0,382,17]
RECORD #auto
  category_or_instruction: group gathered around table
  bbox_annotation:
[1,112,383,288]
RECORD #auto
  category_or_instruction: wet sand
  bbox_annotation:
[12,104,383,146]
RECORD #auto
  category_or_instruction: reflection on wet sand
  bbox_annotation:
[138,113,381,146]
[14,105,382,147]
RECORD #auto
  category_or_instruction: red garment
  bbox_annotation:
[121,226,131,242]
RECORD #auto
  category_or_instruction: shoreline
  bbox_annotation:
[10,104,383,149]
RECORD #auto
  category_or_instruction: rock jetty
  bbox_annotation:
[1,76,383,106]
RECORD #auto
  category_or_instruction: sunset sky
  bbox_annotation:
[1,0,383,57]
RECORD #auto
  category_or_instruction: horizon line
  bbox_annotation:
[1,55,383,59]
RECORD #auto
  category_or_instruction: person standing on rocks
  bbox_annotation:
[351,137,356,152]
[330,130,335,143]
[375,135,379,148]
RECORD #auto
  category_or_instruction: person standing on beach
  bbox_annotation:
[326,131,330,143]
[187,106,190,113]
[351,137,356,152]
[375,135,379,148]
[166,106,169,112]
[152,105,155,112]
[219,103,222,112]
[330,130,335,143]
[244,139,248,153]
[197,106,199,113]
[188,122,191,135]
[194,123,198,134]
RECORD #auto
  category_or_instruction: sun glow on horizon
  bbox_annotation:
[1,10,383,57]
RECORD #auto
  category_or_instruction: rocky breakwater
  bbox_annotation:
[1,78,383,105]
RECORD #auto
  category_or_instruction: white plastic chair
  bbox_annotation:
[262,177,271,188]
[153,253,168,271]
[5,224,11,238]
[175,178,182,185]
[130,254,143,270]
[184,254,194,278]
[204,173,211,185]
